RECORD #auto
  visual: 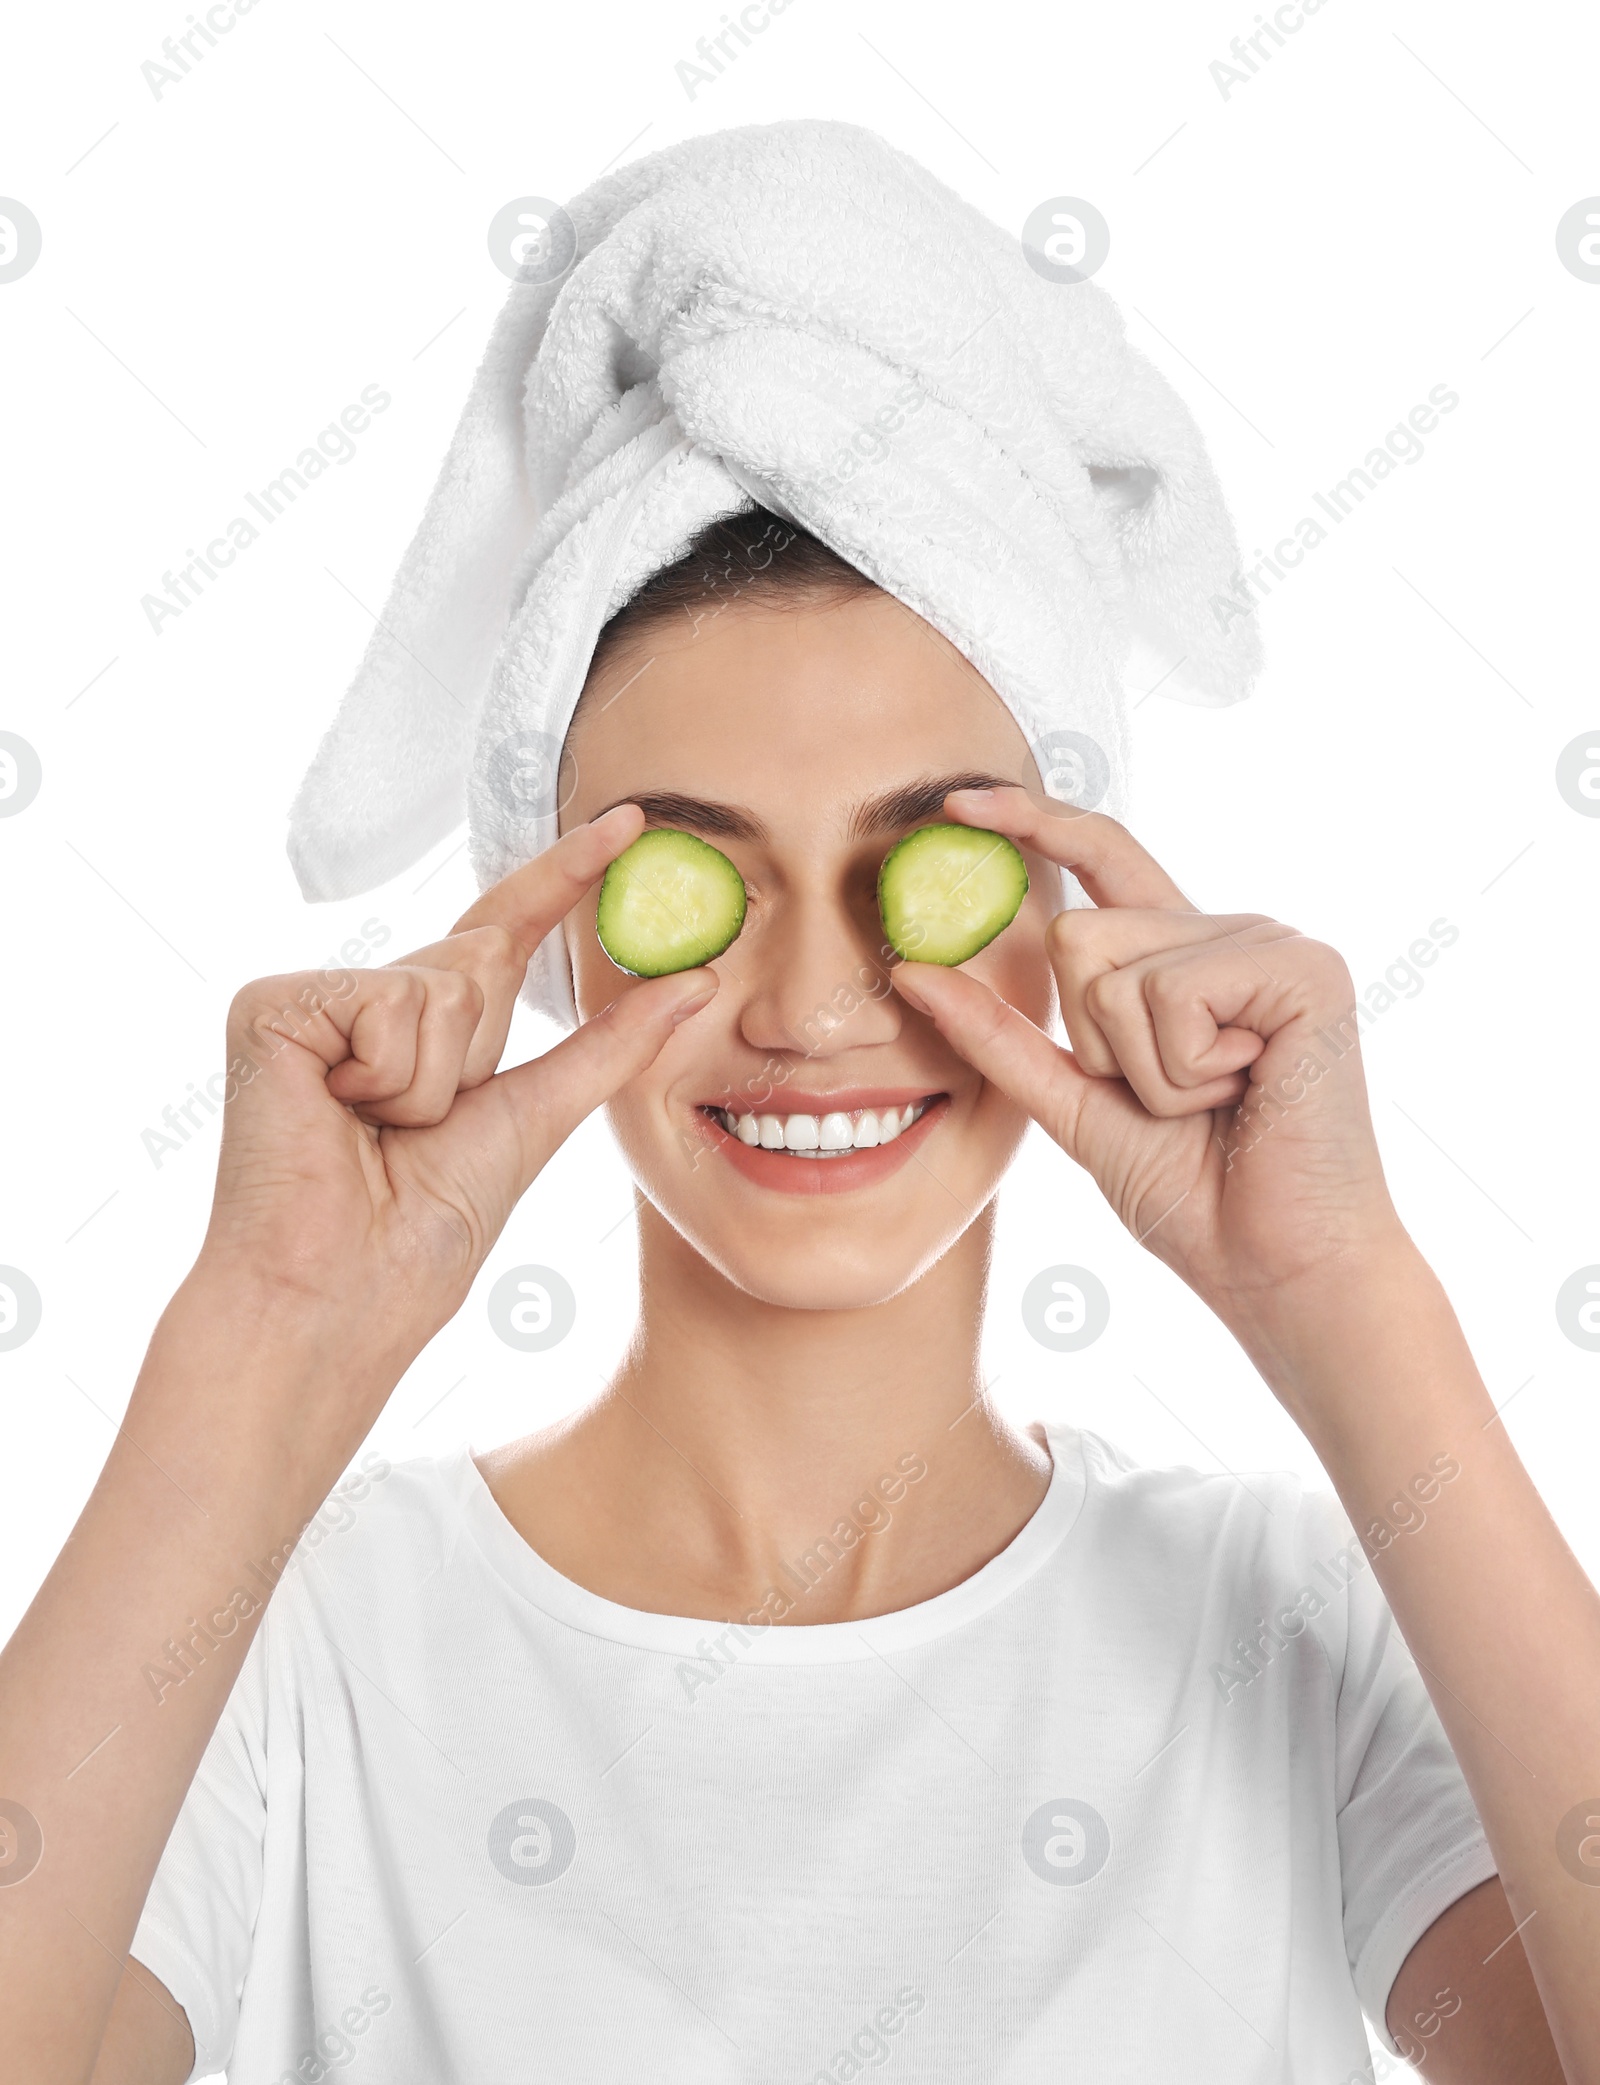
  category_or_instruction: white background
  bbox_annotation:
[3,0,1597,2068]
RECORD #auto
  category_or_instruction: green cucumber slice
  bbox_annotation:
[595,828,748,976]
[878,823,1028,965]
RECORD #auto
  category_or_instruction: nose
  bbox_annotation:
[731,885,905,1059]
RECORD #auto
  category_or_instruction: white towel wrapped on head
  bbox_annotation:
[287,117,1260,1028]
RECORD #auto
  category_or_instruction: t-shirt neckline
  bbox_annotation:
[440,1422,1088,1664]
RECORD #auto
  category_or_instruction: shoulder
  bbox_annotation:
[1062,1421,1331,1553]
[1047,1422,1383,1657]
[258,1445,474,1618]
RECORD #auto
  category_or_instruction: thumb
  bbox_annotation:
[492,968,719,1190]
[892,961,1097,1154]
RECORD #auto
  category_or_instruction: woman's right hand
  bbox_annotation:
[4,820,716,2085]
[195,802,716,1405]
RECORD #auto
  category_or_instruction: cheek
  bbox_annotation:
[596,992,737,1162]
[968,887,1058,1027]
[566,904,627,1023]
[597,1064,693,1209]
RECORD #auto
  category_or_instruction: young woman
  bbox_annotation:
[2,501,1595,2081]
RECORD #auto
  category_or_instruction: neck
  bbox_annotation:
[477,1201,1052,1624]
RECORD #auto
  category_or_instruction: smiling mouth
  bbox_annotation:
[697,1097,941,1158]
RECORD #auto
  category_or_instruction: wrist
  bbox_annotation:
[178,1248,430,1373]
[1207,1232,1486,1440]
[1203,1217,1421,1336]
[131,1263,414,1496]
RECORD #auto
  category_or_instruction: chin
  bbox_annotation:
[607,1094,1028,1312]
[658,1211,974,1312]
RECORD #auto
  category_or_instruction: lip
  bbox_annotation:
[693,1085,939,1115]
[689,1092,950,1197]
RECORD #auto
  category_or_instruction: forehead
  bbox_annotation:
[566,591,1036,828]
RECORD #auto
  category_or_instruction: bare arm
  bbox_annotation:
[1241,1252,1598,2082]
[0,804,718,2082]
[1389,1876,1565,2081]
[92,1963,198,2085]
[0,1281,411,2080]
[0,1276,406,2076]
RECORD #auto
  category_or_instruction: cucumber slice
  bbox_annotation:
[878,823,1028,965]
[595,828,748,976]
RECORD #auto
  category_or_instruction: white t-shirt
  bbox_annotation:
[133,1423,1495,2084]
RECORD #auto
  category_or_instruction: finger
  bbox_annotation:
[1048,910,1288,1077]
[377,925,526,1087]
[487,967,720,1193]
[225,968,428,1137]
[941,784,1192,911]
[1084,946,1276,1116]
[889,960,1096,1153]
[448,801,646,958]
[1143,953,1268,1091]
[292,969,424,1096]
[330,970,487,1127]
[377,806,649,1095]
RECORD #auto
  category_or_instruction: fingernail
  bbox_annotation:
[892,967,932,1012]
[671,983,717,1024]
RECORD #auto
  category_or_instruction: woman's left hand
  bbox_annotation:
[890,785,1410,1339]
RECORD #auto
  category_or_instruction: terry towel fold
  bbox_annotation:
[287,117,1260,1027]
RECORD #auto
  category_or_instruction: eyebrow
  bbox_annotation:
[594,771,1021,846]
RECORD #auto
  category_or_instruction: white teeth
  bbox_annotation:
[711,1100,931,1155]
